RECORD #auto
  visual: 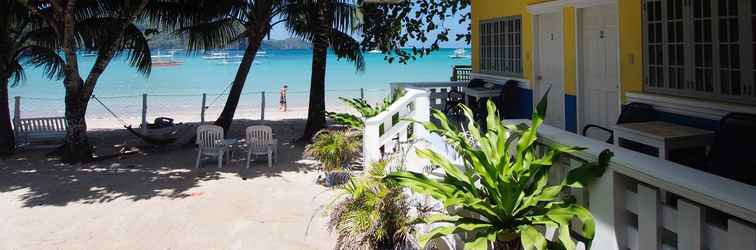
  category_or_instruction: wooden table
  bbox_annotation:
[462,86,504,122]
[462,87,502,98]
[611,121,715,160]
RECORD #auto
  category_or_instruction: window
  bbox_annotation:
[480,16,523,77]
[644,0,756,104]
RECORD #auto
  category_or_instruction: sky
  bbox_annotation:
[267,6,471,48]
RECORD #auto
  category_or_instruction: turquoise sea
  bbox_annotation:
[10,48,470,127]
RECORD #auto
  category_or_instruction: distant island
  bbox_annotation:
[147,31,312,50]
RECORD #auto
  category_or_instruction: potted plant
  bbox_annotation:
[305,130,361,186]
[387,96,613,250]
[327,161,421,249]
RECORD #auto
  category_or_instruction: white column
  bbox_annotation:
[677,199,705,250]
[413,90,431,140]
[637,184,660,250]
[363,119,381,166]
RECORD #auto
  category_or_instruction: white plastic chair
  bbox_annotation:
[195,125,226,168]
[245,125,278,168]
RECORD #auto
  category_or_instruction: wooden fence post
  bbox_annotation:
[142,94,148,134]
[13,96,20,134]
[201,93,207,123]
[261,91,265,121]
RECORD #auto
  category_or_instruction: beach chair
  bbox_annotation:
[195,125,226,168]
[245,125,278,168]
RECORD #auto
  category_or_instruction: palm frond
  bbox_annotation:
[119,22,152,76]
[330,29,365,72]
[13,45,65,86]
[178,17,242,53]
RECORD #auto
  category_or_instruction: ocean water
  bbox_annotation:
[9,48,470,127]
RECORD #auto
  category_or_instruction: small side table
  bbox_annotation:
[611,121,715,160]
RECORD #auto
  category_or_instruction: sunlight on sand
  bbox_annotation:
[0,119,337,249]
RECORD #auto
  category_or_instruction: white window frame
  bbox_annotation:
[643,0,756,105]
[479,16,523,78]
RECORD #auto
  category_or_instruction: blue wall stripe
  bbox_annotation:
[516,88,533,119]
[565,95,577,133]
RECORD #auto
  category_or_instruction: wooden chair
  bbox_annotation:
[245,125,278,168]
[195,125,226,168]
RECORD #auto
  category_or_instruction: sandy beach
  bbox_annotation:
[0,119,339,249]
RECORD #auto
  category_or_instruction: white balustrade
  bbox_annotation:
[363,87,430,167]
[511,119,756,250]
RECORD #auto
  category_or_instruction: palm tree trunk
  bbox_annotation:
[301,1,331,141]
[0,76,14,156]
[214,32,264,132]
[60,78,94,164]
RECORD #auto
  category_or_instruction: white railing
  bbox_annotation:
[390,81,466,111]
[511,119,756,250]
[363,87,430,166]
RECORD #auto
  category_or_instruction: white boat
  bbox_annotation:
[449,48,471,59]
[151,50,183,67]
[368,49,382,54]
[216,59,243,65]
[202,52,231,60]
[257,51,267,56]
[81,52,97,57]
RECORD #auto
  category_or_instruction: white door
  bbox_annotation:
[535,12,565,129]
[580,4,620,134]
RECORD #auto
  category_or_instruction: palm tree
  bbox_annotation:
[0,1,64,156]
[285,0,364,141]
[176,0,290,132]
[22,0,157,163]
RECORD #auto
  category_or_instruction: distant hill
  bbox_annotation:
[261,38,311,50]
[147,32,311,50]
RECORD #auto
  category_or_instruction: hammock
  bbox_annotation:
[92,95,191,146]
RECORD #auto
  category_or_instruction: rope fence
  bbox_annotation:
[11,88,390,129]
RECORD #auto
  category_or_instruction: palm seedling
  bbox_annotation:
[328,161,420,250]
[305,129,362,172]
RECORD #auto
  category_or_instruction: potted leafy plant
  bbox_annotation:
[387,96,613,250]
[305,130,362,186]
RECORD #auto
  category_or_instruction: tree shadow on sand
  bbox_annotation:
[0,119,322,207]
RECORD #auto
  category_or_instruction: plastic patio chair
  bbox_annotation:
[582,102,656,143]
[245,125,278,168]
[195,125,226,168]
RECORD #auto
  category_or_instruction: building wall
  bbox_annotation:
[471,0,649,132]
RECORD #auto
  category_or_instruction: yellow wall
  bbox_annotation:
[618,0,644,101]
[471,0,644,100]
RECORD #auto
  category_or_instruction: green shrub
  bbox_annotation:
[327,89,407,129]
[305,130,362,172]
[387,95,613,250]
[327,161,419,250]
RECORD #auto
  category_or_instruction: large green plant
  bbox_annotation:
[327,89,407,129]
[327,161,419,250]
[387,96,613,250]
[305,130,362,172]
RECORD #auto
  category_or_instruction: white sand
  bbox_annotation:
[0,120,339,249]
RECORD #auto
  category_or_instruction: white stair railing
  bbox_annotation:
[363,88,430,167]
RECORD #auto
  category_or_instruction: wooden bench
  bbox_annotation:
[14,117,68,148]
